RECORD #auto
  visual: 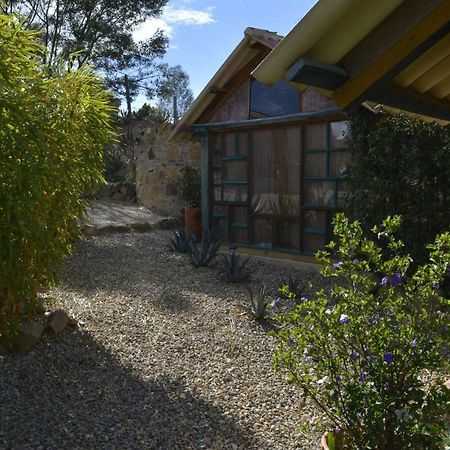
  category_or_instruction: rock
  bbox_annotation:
[82,224,98,236]
[47,309,70,334]
[131,223,152,233]
[111,192,123,201]
[158,217,179,230]
[14,321,45,353]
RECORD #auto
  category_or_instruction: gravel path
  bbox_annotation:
[0,231,332,449]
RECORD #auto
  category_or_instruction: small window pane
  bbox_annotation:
[276,221,300,250]
[305,181,335,207]
[303,233,325,254]
[330,121,349,148]
[213,169,222,184]
[223,185,247,203]
[237,132,249,157]
[304,210,327,229]
[214,217,228,242]
[223,161,247,181]
[231,206,248,226]
[213,204,227,219]
[231,227,248,244]
[337,180,350,207]
[304,153,327,177]
[305,123,327,149]
[213,153,222,167]
[252,219,273,248]
[224,133,236,157]
[329,151,350,177]
[214,187,223,201]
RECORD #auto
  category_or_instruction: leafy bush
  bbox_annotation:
[274,214,450,449]
[176,165,201,208]
[0,13,115,342]
[222,245,251,282]
[347,110,450,264]
[278,274,306,303]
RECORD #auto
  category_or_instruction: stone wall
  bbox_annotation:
[134,121,201,216]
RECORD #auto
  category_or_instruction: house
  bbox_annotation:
[172,27,351,260]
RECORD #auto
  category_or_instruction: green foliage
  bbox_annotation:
[274,213,450,449]
[278,274,306,303]
[168,227,190,254]
[176,165,201,208]
[347,110,450,264]
[221,246,251,282]
[187,231,221,267]
[0,13,115,341]
[243,284,271,321]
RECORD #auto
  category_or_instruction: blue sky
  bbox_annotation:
[132,0,318,109]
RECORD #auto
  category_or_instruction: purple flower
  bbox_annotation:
[384,352,394,364]
[271,298,281,309]
[335,375,342,383]
[289,338,298,346]
[381,276,388,286]
[300,296,308,303]
[391,273,402,286]
[359,373,366,384]
[411,338,417,348]
[352,258,359,264]
[333,261,343,269]
[350,351,359,360]
[340,314,349,324]
[325,308,332,315]
[432,281,440,290]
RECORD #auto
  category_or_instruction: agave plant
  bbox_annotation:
[243,284,271,321]
[222,245,251,282]
[168,227,190,253]
[278,274,306,303]
[186,230,222,267]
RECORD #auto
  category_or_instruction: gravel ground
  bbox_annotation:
[0,231,333,450]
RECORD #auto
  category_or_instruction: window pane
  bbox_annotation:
[304,153,327,177]
[303,233,325,254]
[223,160,247,181]
[223,185,247,203]
[252,219,273,248]
[213,169,222,184]
[330,121,349,148]
[337,180,350,207]
[329,151,350,177]
[276,221,300,250]
[214,186,222,201]
[224,133,236,158]
[250,79,298,117]
[237,132,249,157]
[305,123,327,149]
[231,206,248,226]
[214,217,228,241]
[305,181,335,207]
[231,227,248,244]
[304,210,327,229]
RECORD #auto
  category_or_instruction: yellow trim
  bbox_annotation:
[333,2,450,108]
[410,55,450,93]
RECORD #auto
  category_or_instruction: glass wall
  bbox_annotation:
[210,120,350,254]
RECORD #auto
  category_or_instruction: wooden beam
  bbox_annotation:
[333,1,450,109]
[286,57,349,90]
[368,83,450,121]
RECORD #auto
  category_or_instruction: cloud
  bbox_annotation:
[133,5,215,43]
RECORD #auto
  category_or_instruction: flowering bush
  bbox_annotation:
[274,214,450,449]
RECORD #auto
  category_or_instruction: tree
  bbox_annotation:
[2,0,169,109]
[154,64,194,123]
[0,11,115,343]
[346,110,450,264]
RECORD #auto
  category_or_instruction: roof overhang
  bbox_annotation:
[253,0,450,123]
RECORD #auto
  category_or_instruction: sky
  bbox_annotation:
[132,0,318,109]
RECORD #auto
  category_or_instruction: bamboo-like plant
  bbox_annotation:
[0,12,115,343]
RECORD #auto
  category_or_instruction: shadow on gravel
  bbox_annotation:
[0,328,257,449]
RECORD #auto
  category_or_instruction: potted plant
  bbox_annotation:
[274,214,450,449]
[176,165,201,240]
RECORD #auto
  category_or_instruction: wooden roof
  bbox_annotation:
[253,0,450,123]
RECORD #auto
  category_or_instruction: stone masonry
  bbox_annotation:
[134,121,200,217]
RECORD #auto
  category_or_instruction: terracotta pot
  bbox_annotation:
[185,207,201,241]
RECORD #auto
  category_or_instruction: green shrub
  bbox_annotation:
[0,13,115,342]
[176,165,201,208]
[274,214,450,449]
[347,110,450,265]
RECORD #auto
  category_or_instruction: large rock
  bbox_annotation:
[14,321,45,353]
[47,309,70,334]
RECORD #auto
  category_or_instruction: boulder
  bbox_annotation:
[14,321,45,353]
[47,309,70,334]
